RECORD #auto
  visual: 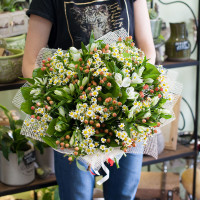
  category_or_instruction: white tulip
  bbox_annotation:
[54,90,63,96]
[131,72,143,84]
[55,124,62,132]
[144,78,154,83]
[115,73,123,86]
[151,96,160,106]
[63,87,71,94]
[68,64,75,70]
[58,106,66,117]
[30,88,41,96]
[126,87,139,100]
[82,77,89,87]
[70,47,79,54]
[128,105,138,118]
[115,73,131,87]
[121,77,131,87]
[90,43,98,52]
[143,111,151,118]
[158,109,171,115]
[138,66,145,76]
[69,83,75,95]
[71,53,81,61]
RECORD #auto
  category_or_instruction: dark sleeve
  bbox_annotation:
[26,0,55,23]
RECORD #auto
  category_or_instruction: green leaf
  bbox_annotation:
[124,120,131,138]
[136,111,146,119]
[110,141,119,147]
[151,113,159,121]
[21,87,32,100]
[99,91,112,99]
[123,52,131,58]
[69,131,76,146]
[1,139,10,161]
[109,79,120,97]
[142,63,160,80]
[54,187,60,200]
[20,100,34,115]
[93,133,106,137]
[119,88,128,104]
[157,98,167,108]
[145,122,157,127]
[41,136,57,148]
[32,67,46,78]
[81,42,88,54]
[89,30,95,45]
[13,128,25,141]
[0,104,16,130]
[16,150,24,164]
[42,192,52,200]
[46,119,57,136]
[19,77,35,84]
[160,114,172,119]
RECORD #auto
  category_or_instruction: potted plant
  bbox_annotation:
[4,34,26,50]
[0,104,35,186]
[148,3,162,40]
[0,47,23,83]
[34,141,55,174]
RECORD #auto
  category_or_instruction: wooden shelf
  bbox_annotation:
[162,59,199,69]
[0,144,195,197]
[0,79,26,91]
[0,175,57,196]
[143,144,195,166]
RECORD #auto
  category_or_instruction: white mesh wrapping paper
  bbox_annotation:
[13,28,182,174]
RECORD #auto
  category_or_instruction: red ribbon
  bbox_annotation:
[89,168,96,175]
[108,158,114,166]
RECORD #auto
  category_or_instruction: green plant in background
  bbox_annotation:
[38,186,60,200]
[149,8,158,19]
[0,104,31,164]
[1,0,26,12]
[34,140,50,154]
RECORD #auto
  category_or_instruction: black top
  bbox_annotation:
[27,0,136,50]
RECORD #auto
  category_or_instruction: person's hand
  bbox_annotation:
[22,15,52,78]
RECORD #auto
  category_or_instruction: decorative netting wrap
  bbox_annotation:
[13,29,182,182]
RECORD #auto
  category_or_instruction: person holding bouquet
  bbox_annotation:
[22,0,155,199]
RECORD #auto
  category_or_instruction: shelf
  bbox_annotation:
[0,144,195,197]
[0,175,57,196]
[142,144,195,166]
[162,59,199,69]
[0,79,26,91]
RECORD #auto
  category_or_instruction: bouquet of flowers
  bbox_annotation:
[13,29,181,183]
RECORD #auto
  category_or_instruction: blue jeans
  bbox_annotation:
[54,151,143,200]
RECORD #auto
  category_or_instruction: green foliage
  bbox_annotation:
[32,67,46,78]
[38,186,60,200]
[142,63,160,80]
[148,8,158,20]
[1,0,27,12]
[41,136,57,148]
[20,100,34,115]
[0,104,30,164]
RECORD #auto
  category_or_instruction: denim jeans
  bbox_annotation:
[54,151,143,200]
